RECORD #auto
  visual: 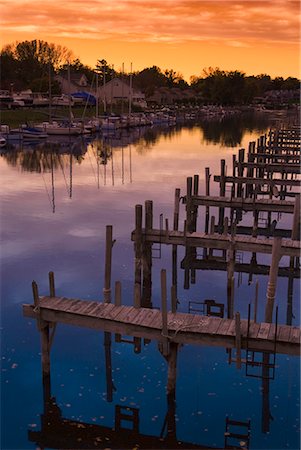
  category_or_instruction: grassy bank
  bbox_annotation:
[0,106,98,128]
[0,103,145,128]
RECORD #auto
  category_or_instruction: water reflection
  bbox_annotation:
[2,114,299,450]
[200,112,272,147]
[28,322,295,450]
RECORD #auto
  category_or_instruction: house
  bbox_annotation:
[97,77,147,108]
[55,73,90,95]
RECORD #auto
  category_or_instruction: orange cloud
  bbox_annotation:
[1,0,300,79]
[1,0,299,44]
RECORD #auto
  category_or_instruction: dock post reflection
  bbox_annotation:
[142,200,153,308]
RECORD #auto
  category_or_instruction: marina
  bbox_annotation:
[1,115,300,450]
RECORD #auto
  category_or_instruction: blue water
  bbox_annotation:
[1,116,300,450]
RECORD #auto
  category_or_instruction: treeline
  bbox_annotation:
[1,39,299,105]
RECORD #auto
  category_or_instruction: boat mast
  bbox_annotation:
[121,63,124,115]
[96,72,99,118]
[68,62,72,123]
[103,66,106,114]
[129,62,133,118]
[48,60,52,122]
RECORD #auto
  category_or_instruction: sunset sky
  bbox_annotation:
[1,0,300,81]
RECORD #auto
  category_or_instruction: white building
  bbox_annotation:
[97,78,147,108]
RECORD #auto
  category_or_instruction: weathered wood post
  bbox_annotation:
[184,177,193,289]
[204,167,210,260]
[134,205,143,308]
[222,217,228,259]
[237,148,245,198]
[232,154,237,183]
[291,193,300,240]
[161,269,169,356]
[142,200,153,308]
[191,175,199,284]
[205,168,210,236]
[286,264,294,326]
[49,271,55,297]
[218,159,226,231]
[247,141,256,197]
[172,188,180,312]
[104,225,113,303]
[186,176,193,232]
[265,237,282,323]
[227,243,235,319]
[208,215,216,258]
[254,279,259,323]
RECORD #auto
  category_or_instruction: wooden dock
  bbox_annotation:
[191,195,296,213]
[23,296,300,355]
[132,228,301,257]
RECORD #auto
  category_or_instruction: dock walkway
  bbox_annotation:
[23,296,300,355]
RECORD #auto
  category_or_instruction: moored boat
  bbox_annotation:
[35,121,84,135]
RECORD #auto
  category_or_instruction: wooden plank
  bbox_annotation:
[78,301,101,315]
[150,314,162,330]
[64,299,83,312]
[96,303,116,318]
[205,317,223,334]
[248,322,261,339]
[267,323,276,341]
[289,327,301,344]
[277,325,292,342]
[130,308,152,325]
[215,318,233,335]
[113,306,140,323]
[42,297,71,310]
[240,319,248,337]
[227,320,236,336]
[73,302,97,315]
[141,309,161,327]
[257,323,271,340]
[105,305,125,320]
[85,303,107,317]
[184,314,206,332]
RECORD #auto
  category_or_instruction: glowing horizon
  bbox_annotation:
[1,0,300,81]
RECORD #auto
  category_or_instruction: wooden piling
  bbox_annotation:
[142,200,153,307]
[205,168,210,235]
[49,271,55,297]
[237,149,245,198]
[161,269,169,355]
[32,280,39,309]
[227,246,235,319]
[265,237,282,323]
[161,269,168,335]
[104,225,113,303]
[254,279,259,323]
[218,159,226,230]
[134,205,143,307]
[172,189,180,307]
[291,194,300,240]
[186,177,193,232]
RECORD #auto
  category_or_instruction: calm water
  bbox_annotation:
[1,113,300,450]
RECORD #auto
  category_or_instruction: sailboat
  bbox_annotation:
[35,63,85,136]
